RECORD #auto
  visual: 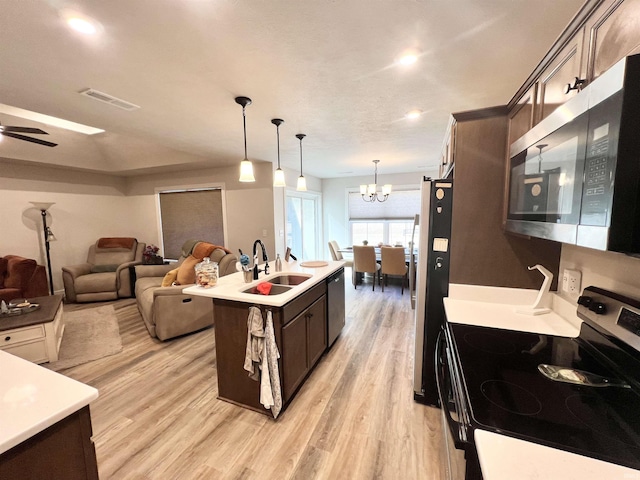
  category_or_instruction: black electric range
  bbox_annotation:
[444,286,640,471]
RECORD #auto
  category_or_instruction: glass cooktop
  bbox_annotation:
[448,321,640,470]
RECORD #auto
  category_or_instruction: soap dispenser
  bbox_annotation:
[275,253,282,272]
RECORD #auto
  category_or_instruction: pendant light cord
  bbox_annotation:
[277,125,281,168]
[299,138,303,175]
[243,106,248,160]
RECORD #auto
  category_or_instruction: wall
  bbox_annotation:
[560,244,640,300]
[321,170,436,259]
[0,159,323,295]
[126,161,281,259]
[0,161,155,294]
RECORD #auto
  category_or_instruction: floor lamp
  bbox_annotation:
[30,202,56,295]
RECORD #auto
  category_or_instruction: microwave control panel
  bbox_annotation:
[580,91,621,227]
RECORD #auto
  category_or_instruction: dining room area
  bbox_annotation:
[328,240,415,295]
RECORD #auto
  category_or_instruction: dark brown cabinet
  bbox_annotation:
[508,0,640,148]
[213,279,332,415]
[0,406,98,480]
[281,296,326,400]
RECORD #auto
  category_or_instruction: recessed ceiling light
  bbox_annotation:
[60,10,102,35]
[397,48,421,66]
[405,109,423,120]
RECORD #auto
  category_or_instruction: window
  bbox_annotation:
[158,188,225,260]
[348,189,420,247]
[351,220,416,247]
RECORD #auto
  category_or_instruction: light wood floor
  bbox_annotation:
[61,278,446,479]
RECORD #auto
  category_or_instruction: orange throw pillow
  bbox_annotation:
[176,255,200,285]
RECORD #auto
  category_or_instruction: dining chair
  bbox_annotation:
[380,246,408,294]
[328,241,353,267]
[353,245,381,290]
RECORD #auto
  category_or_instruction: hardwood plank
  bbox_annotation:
[58,284,446,479]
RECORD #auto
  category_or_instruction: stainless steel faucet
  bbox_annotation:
[252,239,269,280]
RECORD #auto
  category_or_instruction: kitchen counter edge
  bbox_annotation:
[182,260,345,307]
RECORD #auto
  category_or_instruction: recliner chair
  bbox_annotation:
[62,237,145,303]
[134,240,238,341]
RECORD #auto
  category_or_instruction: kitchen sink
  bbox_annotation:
[268,274,312,286]
[242,284,293,295]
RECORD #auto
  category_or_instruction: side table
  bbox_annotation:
[0,294,64,364]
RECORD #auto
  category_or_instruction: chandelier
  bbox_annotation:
[360,160,391,202]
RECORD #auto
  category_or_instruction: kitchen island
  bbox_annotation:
[0,350,99,479]
[183,260,345,417]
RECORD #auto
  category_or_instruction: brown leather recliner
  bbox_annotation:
[62,238,145,303]
[0,255,49,303]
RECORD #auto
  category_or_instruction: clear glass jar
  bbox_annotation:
[195,257,218,288]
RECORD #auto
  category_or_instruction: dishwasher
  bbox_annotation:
[326,267,345,347]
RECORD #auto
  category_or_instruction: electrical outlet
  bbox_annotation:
[562,269,582,294]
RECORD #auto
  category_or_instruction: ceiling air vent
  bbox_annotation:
[79,88,140,111]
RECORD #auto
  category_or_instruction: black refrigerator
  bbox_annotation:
[412,176,453,406]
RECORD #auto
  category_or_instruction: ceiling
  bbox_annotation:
[0,0,585,179]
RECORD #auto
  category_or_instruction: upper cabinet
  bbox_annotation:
[508,84,537,146]
[537,34,585,122]
[507,0,640,147]
[585,0,640,79]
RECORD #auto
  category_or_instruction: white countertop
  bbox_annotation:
[0,350,99,454]
[445,283,581,337]
[182,260,345,307]
[445,284,639,479]
[476,430,640,480]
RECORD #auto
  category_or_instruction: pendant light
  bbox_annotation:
[235,96,255,182]
[272,118,286,187]
[360,159,391,202]
[296,133,307,191]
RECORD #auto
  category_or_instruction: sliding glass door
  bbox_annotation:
[286,191,321,261]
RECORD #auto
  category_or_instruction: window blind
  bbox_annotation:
[348,189,420,220]
[159,189,224,259]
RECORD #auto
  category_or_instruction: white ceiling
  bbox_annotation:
[0,0,585,179]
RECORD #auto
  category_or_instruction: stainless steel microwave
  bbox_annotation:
[506,54,640,253]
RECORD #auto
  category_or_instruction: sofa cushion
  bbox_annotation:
[162,268,179,287]
[0,288,22,303]
[135,276,163,299]
[4,256,37,289]
[75,272,117,294]
[176,255,199,285]
[90,264,119,273]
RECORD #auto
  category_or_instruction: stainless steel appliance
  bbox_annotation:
[437,286,640,479]
[326,267,345,347]
[413,176,454,406]
[507,53,640,253]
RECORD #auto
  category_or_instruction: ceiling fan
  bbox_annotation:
[0,122,57,147]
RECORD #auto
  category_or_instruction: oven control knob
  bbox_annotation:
[577,295,592,307]
[589,301,607,315]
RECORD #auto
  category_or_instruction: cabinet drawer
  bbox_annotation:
[3,339,48,364]
[1,324,45,346]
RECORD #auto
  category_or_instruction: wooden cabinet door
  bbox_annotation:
[537,34,585,122]
[508,85,537,147]
[306,296,327,370]
[585,0,640,80]
[281,311,308,402]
